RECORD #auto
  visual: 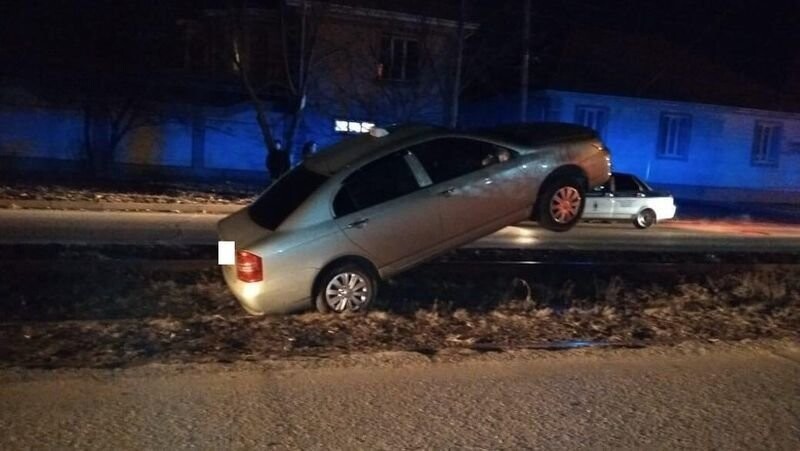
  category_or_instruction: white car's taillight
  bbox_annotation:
[236,250,263,283]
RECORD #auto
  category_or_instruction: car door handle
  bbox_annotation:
[346,218,370,229]
[483,177,493,185]
[439,187,456,197]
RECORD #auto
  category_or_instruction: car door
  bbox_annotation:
[479,145,531,215]
[610,174,645,218]
[333,151,442,268]
[584,179,615,219]
[408,137,512,238]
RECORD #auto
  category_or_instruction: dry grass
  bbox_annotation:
[0,261,798,368]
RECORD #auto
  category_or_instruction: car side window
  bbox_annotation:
[333,151,420,217]
[410,138,503,184]
[614,175,639,192]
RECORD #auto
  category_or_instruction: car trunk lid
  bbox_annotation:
[217,207,272,249]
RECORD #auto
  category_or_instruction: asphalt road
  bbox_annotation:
[1,344,798,450]
[2,208,800,252]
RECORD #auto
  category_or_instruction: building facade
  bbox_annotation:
[0,1,471,182]
[463,90,800,203]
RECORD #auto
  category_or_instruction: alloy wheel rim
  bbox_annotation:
[639,211,655,227]
[550,186,581,224]
[325,272,369,312]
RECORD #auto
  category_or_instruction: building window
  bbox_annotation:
[751,121,782,166]
[657,113,691,159]
[574,105,609,137]
[378,36,419,81]
[335,120,375,134]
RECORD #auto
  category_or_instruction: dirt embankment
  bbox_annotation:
[1,251,797,369]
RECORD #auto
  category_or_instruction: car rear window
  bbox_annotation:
[248,165,329,230]
[614,175,640,192]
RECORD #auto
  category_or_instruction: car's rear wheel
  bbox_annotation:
[536,177,586,232]
[315,264,377,314]
[634,209,657,229]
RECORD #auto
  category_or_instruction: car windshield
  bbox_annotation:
[248,165,329,230]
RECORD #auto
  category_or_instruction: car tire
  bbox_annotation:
[634,209,657,229]
[315,264,377,314]
[536,177,586,232]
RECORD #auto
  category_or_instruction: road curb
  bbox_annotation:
[0,199,241,214]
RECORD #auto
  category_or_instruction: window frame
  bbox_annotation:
[751,121,782,167]
[574,105,610,138]
[378,35,420,82]
[656,112,692,160]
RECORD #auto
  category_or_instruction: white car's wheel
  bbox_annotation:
[634,209,657,229]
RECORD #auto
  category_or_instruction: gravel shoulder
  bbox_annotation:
[0,182,259,205]
[1,340,798,450]
[0,182,256,213]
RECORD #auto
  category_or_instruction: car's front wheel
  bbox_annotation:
[536,177,586,232]
[315,264,377,314]
[634,209,657,229]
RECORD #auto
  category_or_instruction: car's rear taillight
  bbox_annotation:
[236,250,263,283]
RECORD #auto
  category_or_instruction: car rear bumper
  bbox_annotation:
[221,264,314,315]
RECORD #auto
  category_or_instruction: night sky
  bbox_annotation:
[1,0,798,110]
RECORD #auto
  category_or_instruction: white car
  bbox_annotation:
[582,172,676,228]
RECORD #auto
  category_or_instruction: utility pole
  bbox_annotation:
[449,0,466,128]
[520,0,531,122]
[298,0,307,92]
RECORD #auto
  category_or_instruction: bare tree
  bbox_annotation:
[80,81,166,178]
[230,0,328,174]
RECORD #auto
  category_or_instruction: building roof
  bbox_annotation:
[545,27,800,113]
[302,0,475,28]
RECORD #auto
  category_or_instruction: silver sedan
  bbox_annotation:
[218,123,612,315]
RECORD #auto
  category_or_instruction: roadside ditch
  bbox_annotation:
[0,244,797,368]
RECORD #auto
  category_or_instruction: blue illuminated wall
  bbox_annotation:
[203,108,271,171]
[115,119,193,167]
[0,102,327,179]
[0,101,382,179]
[463,90,800,203]
[0,106,85,160]
[8,86,796,203]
